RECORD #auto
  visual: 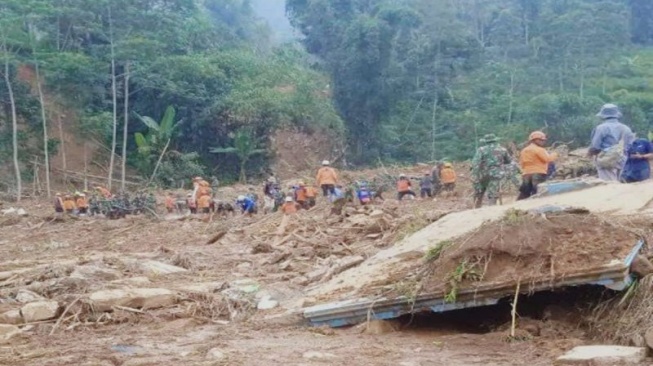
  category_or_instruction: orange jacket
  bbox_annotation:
[97,187,112,198]
[397,179,412,192]
[198,195,211,209]
[305,187,317,198]
[296,187,307,202]
[76,197,88,209]
[195,180,211,200]
[520,143,557,175]
[63,199,76,211]
[281,202,298,215]
[316,167,338,186]
[165,196,175,209]
[440,168,457,184]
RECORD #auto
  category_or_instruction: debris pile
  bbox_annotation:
[377,209,639,300]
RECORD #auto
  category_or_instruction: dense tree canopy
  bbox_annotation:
[288,0,653,163]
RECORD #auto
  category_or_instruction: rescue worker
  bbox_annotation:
[165,193,175,214]
[192,177,211,204]
[440,163,457,195]
[471,134,513,208]
[294,182,308,208]
[76,193,89,215]
[186,193,197,214]
[280,196,299,215]
[431,162,444,196]
[94,185,112,199]
[622,134,653,183]
[305,184,318,208]
[198,192,212,215]
[419,172,433,199]
[53,193,64,214]
[518,131,558,200]
[264,177,277,198]
[236,195,257,216]
[63,194,76,214]
[588,104,634,181]
[397,174,416,201]
[356,182,372,205]
[316,160,338,197]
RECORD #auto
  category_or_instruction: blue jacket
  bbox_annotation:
[623,138,653,183]
[238,197,256,212]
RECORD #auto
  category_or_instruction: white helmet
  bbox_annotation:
[285,196,293,202]
[399,173,406,178]
[237,195,246,201]
[322,160,330,166]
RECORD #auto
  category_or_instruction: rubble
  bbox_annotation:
[555,345,646,365]
[88,288,177,312]
[20,301,60,322]
[257,295,279,310]
[70,265,122,281]
[137,260,188,275]
[15,289,45,303]
[0,309,22,325]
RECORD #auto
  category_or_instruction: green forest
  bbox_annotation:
[1,0,653,195]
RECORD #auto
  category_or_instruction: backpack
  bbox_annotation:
[596,140,625,169]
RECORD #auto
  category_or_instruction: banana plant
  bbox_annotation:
[210,127,266,183]
[134,106,182,183]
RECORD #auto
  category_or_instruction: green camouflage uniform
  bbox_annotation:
[471,135,512,207]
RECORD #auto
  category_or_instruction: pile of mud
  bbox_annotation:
[396,209,639,298]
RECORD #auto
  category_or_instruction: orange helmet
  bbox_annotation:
[529,131,547,141]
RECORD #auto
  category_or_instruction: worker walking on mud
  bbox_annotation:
[330,184,347,215]
[76,193,89,215]
[63,194,76,214]
[518,131,558,200]
[440,163,457,196]
[294,182,308,208]
[397,174,416,201]
[472,134,513,208]
[305,184,317,208]
[419,172,434,199]
[588,104,634,181]
[316,160,338,197]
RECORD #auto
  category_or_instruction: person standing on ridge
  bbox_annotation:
[518,131,558,200]
[440,163,457,196]
[471,134,513,208]
[419,172,434,199]
[316,160,338,197]
[588,104,634,181]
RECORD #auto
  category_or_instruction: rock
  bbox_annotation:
[291,276,309,286]
[20,301,60,322]
[0,309,23,325]
[15,289,45,303]
[70,265,121,281]
[302,351,336,360]
[279,261,292,271]
[138,260,188,275]
[257,295,279,310]
[631,255,653,277]
[0,324,20,343]
[631,333,646,348]
[89,288,176,312]
[369,210,385,218]
[206,348,226,360]
[252,242,273,254]
[555,346,646,365]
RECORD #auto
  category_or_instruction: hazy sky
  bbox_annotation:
[250,0,296,43]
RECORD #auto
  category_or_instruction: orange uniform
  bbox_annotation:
[281,202,298,215]
[296,187,307,202]
[305,186,317,198]
[165,196,175,210]
[440,167,457,184]
[397,179,411,192]
[316,167,338,186]
[76,197,88,209]
[96,186,112,198]
[520,144,557,176]
[63,198,76,211]
[195,180,211,200]
[198,195,211,209]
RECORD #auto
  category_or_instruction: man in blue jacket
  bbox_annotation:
[622,136,653,183]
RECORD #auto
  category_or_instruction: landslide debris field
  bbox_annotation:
[1,174,653,365]
[375,210,640,300]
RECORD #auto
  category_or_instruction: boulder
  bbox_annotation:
[89,288,176,312]
[0,309,23,325]
[16,289,45,303]
[20,301,60,322]
[257,295,279,310]
[0,324,20,343]
[70,265,121,281]
[556,345,646,365]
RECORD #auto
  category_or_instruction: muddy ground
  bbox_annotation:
[0,177,628,365]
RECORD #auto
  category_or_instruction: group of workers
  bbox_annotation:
[471,103,653,208]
